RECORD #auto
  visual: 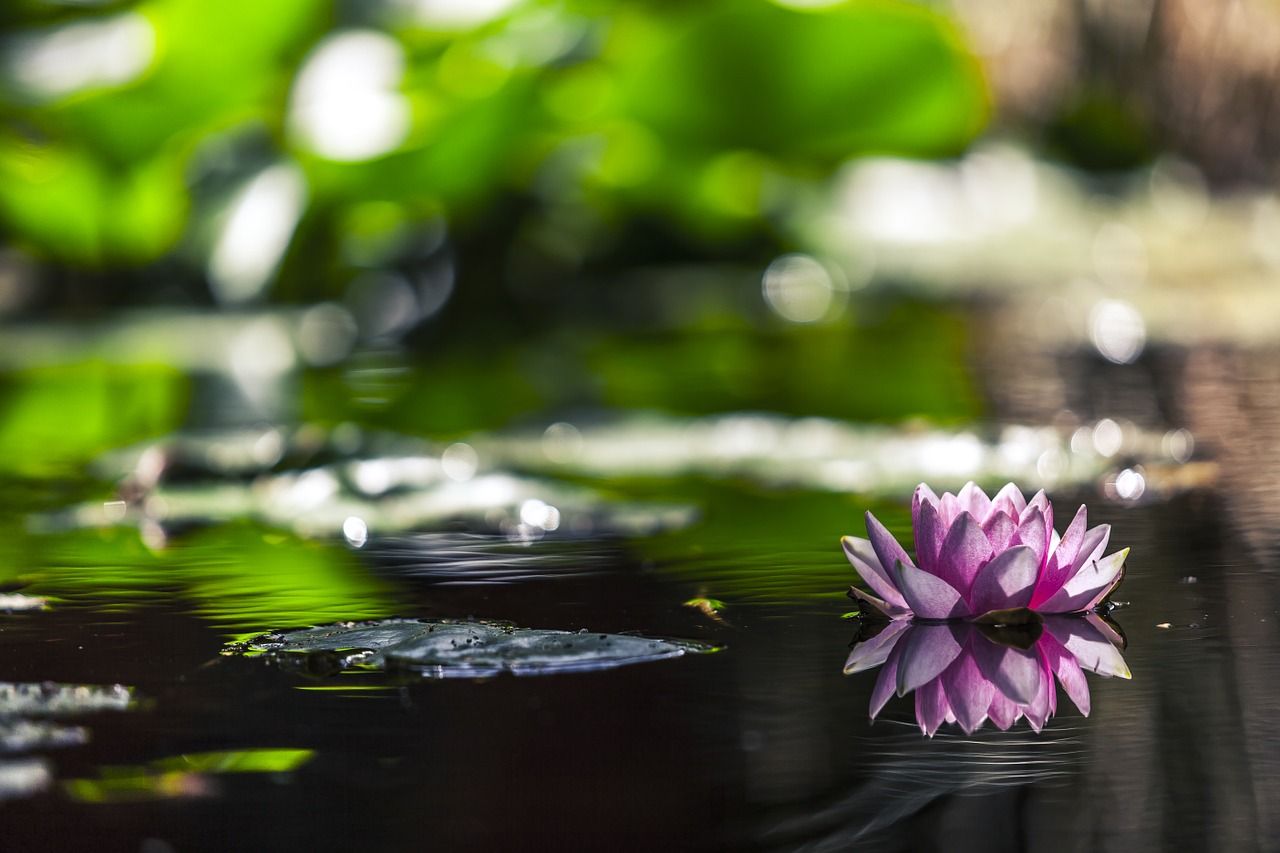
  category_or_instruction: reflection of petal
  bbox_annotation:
[842,536,909,610]
[987,690,1018,730]
[971,636,1045,705]
[896,623,962,696]
[941,636,993,734]
[1043,614,1132,679]
[895,562,966,620]
[914,678,949,737]
[844,620,911,675]
[870,641,903,719]
[1040,548,1128,613]
[1041,631,1091,715]
[967,545,1038,614]
[937,512,993,592]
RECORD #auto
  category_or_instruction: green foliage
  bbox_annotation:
[0,0,990,277]
[0,362,188,475]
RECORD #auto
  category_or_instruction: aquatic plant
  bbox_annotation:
[844,615,1130,736]
[843,483,1127,620]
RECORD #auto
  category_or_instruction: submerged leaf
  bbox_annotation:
[240,619,717,679]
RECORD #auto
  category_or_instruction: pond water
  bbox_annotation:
[0,302,1275,852]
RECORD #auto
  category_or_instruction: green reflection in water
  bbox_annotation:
[0,521,398,636]
[63,748,315,804]
[634,482,912,604]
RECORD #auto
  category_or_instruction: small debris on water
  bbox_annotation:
[1179,576,1198,584]
[1156,622,1172,629]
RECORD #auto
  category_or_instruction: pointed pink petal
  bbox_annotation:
[957,481,992,522]
[844,620,912,675]
[895,561,968,620]
[972,637,1044,705]
[937,511,994,593]
[967,545,1039,614]
[865,511,915,577]
[914,500,945,573]
[912,483,939,521]
[1021,489,1053,531]
[1043,614,1131,679]
[870,642,903,719]
[1071,525,1111,574]
[1013,507,1049,569]
[842,536,909,610]
[982,511,1018,553]
[1040,549,1128,613]
[939,492,962,528]
[941,635,994,734]
[896,623,963,695]
[1051,505,1088,569]
[991,483,1026,518]
[915,678,949,737]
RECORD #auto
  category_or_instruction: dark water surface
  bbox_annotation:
[0,482,1273,852]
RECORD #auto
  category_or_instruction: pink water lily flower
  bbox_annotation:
[843,482,1128,621]
[843,614,1131,736]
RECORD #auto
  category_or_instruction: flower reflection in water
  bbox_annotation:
[844,614,1130,736]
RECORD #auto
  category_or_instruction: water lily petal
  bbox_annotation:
[842,536,909,610]
[1050,505,1088,568]
[895,561,968,620]
[865,511,915,576]
[957,481,992,522]
[914,500,945,573]
[938,511,994,593]
[913,482,940,518]
[1040,549,1128,613]
[982,511,1018,553]
[1021,489,1053,534]
[1031,505,1087,607]
[896,622,963,695]
[972,638,1045,705]
[844,621,912,675]
[968,545,1039,615]
[990,483,1026,518]
[1072,525,1111,574]
[847,584,912,620]
[915,678,950,737]
[1043,614,1131,679]
[939,492,962,528]
[942,635,994,734]
[1013,507,1049,569]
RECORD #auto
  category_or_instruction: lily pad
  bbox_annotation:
[239,619,717,679]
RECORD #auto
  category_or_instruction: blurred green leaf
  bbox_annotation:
[614,1,989,163]
[0,362,188,475]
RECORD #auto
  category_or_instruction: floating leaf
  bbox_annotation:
[240,619,717,678]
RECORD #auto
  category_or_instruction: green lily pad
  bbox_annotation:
[239,619,717,678]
